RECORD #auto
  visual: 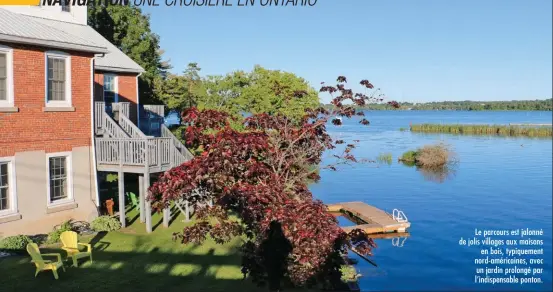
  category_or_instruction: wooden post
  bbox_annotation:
[169,140,174,168]
[163,206,170,228]
[138,174,145,223]
[157,139,162,169]
[184,199,190,222]
[118,140,123,167]
[118,171,126,228]
[144,173,152,233]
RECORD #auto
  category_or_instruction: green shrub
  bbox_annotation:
[400,150,418,163]
[0,235,32,253]
[46,220,74,245]
[91,216,121,232]
[340,265,360,282]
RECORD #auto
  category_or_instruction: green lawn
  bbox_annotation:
[0,207,265,292]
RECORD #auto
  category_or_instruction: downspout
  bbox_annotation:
[90,56,100,209]
[136,72,143,129]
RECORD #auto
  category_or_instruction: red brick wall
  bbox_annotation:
[0,44,94,157]
[93,72,139,123]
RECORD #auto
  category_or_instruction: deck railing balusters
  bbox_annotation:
[95,101,193,173]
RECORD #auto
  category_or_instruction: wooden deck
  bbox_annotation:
[328,201,410,235]
[94,102,192,174]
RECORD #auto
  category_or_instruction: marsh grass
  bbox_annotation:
[399,151,417,163]
[410,123,552,138]
[376,153,393,165]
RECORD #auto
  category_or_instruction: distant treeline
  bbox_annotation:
[322,99,552,111]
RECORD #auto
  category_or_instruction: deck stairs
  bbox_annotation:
[93,102,193,173]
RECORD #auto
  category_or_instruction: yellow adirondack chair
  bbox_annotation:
[26,243,66,279]
[60,231,92,267]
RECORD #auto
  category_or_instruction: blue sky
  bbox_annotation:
[142,0,552,103]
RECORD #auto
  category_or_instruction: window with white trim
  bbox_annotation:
[45,52,71,107]
[103,74,117,107]
[0,46,14,107]
[47,153,73,205]
[0,157,17,216]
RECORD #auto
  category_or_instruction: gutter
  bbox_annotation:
[90,56,101,209]
[95,65,144,74]
[0,34,108,54]
[136,72,143,130]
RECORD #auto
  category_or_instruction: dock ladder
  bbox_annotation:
[392,208,408,223]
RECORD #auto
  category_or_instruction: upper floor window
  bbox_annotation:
[61,2,71,12]
[0,46,14,107]
[45,52,71,107]
[103,74,118,106]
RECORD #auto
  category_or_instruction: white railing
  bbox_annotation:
[96,137,182,170]
[147,137,172,167]
[144,105,165,117]
[94,102,129,138]
[120,114,146,138]
[96,138,147,166]
[113,102,130,119]
[94,101,191,172]
[94,102,104,132]
[104,114,129,138]
[161,124,194,161]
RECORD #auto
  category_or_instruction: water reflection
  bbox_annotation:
[400,161,458,183]
[418,165,457,183]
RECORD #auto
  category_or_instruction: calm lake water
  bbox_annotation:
[310,111,552,291]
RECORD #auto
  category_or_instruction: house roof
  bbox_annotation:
[0,8,144,74]
[0,8,107,54]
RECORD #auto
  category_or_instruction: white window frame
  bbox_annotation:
[0,156,18,217]
[103,74,118,103]
[44,51,72,107]
[46,152,74,207]
[0,45,14,107]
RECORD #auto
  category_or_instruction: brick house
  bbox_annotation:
[0,5,191,237]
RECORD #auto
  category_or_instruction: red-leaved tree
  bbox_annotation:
[148,77,397,290]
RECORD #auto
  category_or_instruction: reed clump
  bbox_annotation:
[410,123,552,137]
[399,142,455,167]
[377,153,393,165]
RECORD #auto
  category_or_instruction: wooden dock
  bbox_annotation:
[327,201,410,235]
